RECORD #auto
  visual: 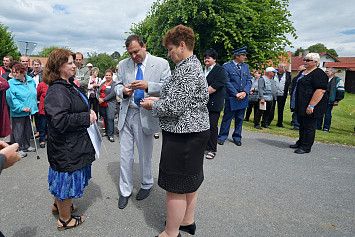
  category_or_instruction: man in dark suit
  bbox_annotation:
[203,49,227,159]
[268,62,291,127]
[217,46,252,146]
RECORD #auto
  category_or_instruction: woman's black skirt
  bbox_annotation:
[158,129,210,194]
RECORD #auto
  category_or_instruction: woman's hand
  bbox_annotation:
[23,107,31,112]
[306,106,314,115]
[140,97,159,110]
[98,98,104,104]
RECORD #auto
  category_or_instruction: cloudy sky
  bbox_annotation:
[1,0,354,57]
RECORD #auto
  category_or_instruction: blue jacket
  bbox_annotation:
[223,61,252,100]
[6,75,38,117]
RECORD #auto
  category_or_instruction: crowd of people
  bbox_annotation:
[0,23,347,236]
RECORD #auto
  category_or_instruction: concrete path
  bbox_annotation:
[0,129,354,237]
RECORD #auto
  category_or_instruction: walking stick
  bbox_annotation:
[29,114,40,160]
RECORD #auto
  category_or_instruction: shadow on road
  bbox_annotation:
[256,138,291,148]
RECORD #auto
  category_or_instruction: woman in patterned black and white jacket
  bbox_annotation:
[141,25,210,237]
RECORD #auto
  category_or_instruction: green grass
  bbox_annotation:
[220,92,355,146]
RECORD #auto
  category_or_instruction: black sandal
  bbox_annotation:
[108,137,115,142]
[57,215,84,231]
[205,152,216,159]
[52,203,77,215]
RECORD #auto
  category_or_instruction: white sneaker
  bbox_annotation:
[24,147,36,152]
[19,150,27,158]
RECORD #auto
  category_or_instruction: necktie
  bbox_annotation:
[237,64,241,70]
[134,63,144,106]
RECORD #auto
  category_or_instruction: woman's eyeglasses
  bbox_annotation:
[303,59,313,62]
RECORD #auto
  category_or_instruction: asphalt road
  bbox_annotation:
[0,128,354,237]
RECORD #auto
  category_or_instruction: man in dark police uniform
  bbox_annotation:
[217,46,252,146]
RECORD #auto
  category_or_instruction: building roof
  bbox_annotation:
[324,62,355,69]
[337,57,355,71]
[291,56,304,71]
[337,57,355,63]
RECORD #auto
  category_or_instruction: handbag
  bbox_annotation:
[248,91,259,102]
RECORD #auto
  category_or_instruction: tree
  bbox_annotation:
[293,47,304,57]
[38,46,59,57]
[130,0,297,69]
[0,23,20,61]
[307,43,338,57]
[86,52,118,77]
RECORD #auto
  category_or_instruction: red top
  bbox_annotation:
[99,81,112,107]
[37,82,48,115]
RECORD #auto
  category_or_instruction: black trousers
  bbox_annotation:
[268,96,287,125]
[88,96,99,118]
[297,115,318,152]
[245,101,258,121]
[206,111,220,152]
[254,100,273,126]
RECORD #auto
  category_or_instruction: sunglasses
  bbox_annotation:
[303,59,313,62]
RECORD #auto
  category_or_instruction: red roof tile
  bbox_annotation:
[323,62,355,68]
[337,57,355,63]
[291,56,304,70]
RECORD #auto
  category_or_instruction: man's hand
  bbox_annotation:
[236,92,247,100]
[130,80,148,90]
[208,86,216,95]
[123,84,134,96]
[260,99,265,104]
[333,101,339,106]
[0,142,21,169]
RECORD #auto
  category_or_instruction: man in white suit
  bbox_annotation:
[115,35,171,209]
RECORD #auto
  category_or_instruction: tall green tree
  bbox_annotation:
[0,23,20,61]
[86,52,117,77]
[38,46,59,57]
[130,0,297,69]
[307,43,338,57]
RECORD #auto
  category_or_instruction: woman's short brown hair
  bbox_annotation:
[162,25,195,51]
[42,49,75,85]
[12,63,27,74]
[105,69,113,76]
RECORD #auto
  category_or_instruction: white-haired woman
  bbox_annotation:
[289,53,328,154]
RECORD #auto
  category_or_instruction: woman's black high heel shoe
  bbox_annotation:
[179,222,196,235]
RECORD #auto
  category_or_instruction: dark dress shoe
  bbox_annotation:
[294,148,309,154]
[276,124,285,128]
[118,195,130,209]
[262,125,272,129]
[136,188,151,200]
[217,139,225,145]
[180,222,196,235]
[291,127,299,130]
[254,125,262,130]
[289,144,300,149]
[234,140,242,146]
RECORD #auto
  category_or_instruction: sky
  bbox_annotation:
[1,0,355,58]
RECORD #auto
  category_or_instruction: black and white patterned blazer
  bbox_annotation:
[152,55,210,133]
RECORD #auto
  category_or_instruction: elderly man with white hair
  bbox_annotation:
[317,67,345,132]
[289,53,328,154]
[268,62,291,127]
